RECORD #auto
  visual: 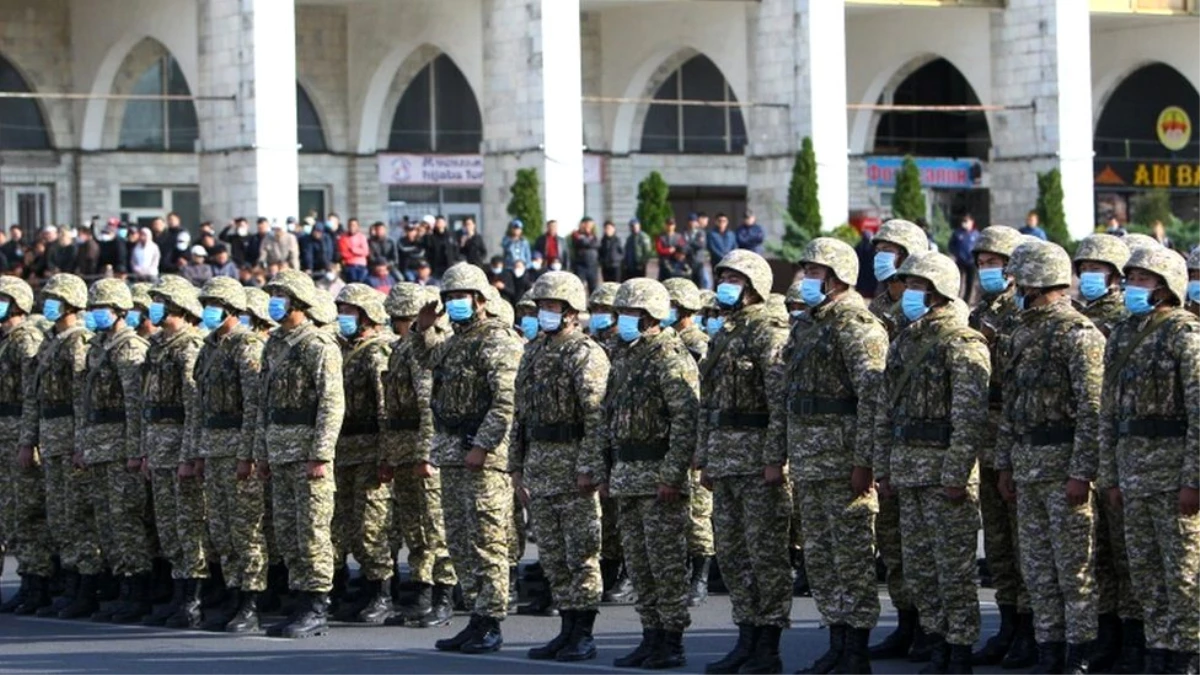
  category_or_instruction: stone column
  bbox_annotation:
[197,0,299,224]
[990,0,1094,238]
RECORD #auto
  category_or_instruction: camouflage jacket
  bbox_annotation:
[0,321,44,443]
[994,298,1105,484]
[868,289,904,341]
[874,304,990,488]
[20,323,91,456]
[773,291,888,481]
[970,287,1022,465]
[141,326,202,468]
[415,315,523,470]
[381,323,447,466]
[603,329,698,496]
[337,332,392,467]
[1098,308,1200,496]
[675,323,709,362]
[80,325,148,464]
[1078,289,1127,338]
[192,326,263,461]
[512,328,610,498]
[696,302,789,477]
[591,327,618,358]
[257,320,345,465]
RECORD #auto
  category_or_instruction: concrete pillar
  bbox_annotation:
[990,0,1094,238]
[746,0,848,241]
[481,0,585,235]
[197,0,299,225]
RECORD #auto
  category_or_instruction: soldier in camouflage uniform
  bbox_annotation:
[308,288,338,331]
[483,286,524,606]
[512,272,610,662]
[698,250,792,675]
[127,283,157,339]
[966,225,1035,668]
[605,278,698,670]
[1120,232,1161,254]
[380,283,457,628]
[1100,248,1199,675]
[190,278,267,633]
[782,280,813,600]
[0,278,49,614]
[516,290,538,341]
[874,251,989,674]
[19,274,97,618]
[1187,248,1200,317]
[994,243,1105,674]
[1074,234,1130,339]
[413,263,522,655]
[777,238,888,675]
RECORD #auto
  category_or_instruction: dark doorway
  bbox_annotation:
[873,58,991,160]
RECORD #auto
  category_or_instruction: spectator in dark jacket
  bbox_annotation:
[181,246,213,287]
[0,226,24,269]
[571,217,601,291]
[75,226,101,278]
[300,225,330,273]
[397,223,426,280]
[368,221,398,273]
[622,219,652,279]
[599,220,624,283]
[735,210,765,255]
[947,213,980,300]
[156,212,188,274]
[219,218,250,266]
[707,212,737,264]
[48,227,79,274]
[655,218,688,280]
[243,218,270,268]
[458,217,488,269]
[533,220,570,271]
[422,216,460,277]
[498,257,534,306]
[209,244,238,279]
[95,219,128,274]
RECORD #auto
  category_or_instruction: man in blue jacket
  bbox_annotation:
[735,210,765,255]
[947,213,981,300]
[707,213,737,265]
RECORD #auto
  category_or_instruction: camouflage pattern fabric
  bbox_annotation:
[600,497,622,562]
[0,320,46,575]
[63,464,104,575]
[617,495,691,632]
[150,467,207,579]
[391,470,456,586]
[336,333,391,467]
[798,480,879,629]
[203,456,267,590]
[441,467,512,620]
[530,492,603,610]
[675,323,708,362]
[92,460,153,576]
[713,476,793,629]
[868,289,903,340]
[271,461,336,593]
[1123,491,1199,653]
[1079,289,1127,338]
[21,324,90,458]
[687,469,714,557]
[256,320,345,465]
[333,463,393,582]
[508,496,525,567]
[1094,496,1139,620]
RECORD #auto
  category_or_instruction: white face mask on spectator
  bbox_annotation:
[550,261,562,271]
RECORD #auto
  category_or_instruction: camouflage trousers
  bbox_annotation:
[687,469,714,557]
[271,461,336,592]
[150,468,208,579]
[600,496,622,561]
[441,467,511,620]
[509,492,526,566]
[875,494,913,611]
[1016,481,1097,644]
[1094,493,1140,620]
[712,476,793,629]
[263,478,281,565]
[61,461,103,576]
[979,466,1028,611]
[42,454,72,563]
[203,457,267,591]
[391,467,457,586]
[790,485,805,552]
[91,461,153,577]
[617,494,691,632]
[0,446,11,551]
[7,454,52,576]
[1123,491,1200,653]
[530,491,602,611]
[898,485,981,646]
[332,462,393,582]
[797,479,880,630]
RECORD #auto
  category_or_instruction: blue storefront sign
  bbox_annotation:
[865,157,982,189]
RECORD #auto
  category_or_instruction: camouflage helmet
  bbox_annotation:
[243,287,275,326]
[662,277,703,312]
[440,262,490,297]
[1006,237,1047,278]
[198,277,248,313]
[87,278,133,311]
[700,289,717,312]
[150,275,203,320]
[1124,246,1188,306]
[0,276,34,314]
[798,237,858,286]
[972,225,1023,260]
[1013,241,1072,289]
[1073,234,1130,275]
[263,269,316,308]
[384,282,425,318]
[488,294,515,326]
[42,273,88,310]
[336,283,387,325]
[714,249,774,299]
[307,288,337,325]
[517,289,536,311]
[874,219,929,258]
[1122,232,1162,254]
[130,282,154,311]
[614,278,670,321]
[1188,247,1200,272]
[588,282,620,310]
[897,251,960,300]
[531,271,588,312]
[785,280,803,305]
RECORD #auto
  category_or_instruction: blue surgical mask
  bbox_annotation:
[695,316,707,332]
[901,289,929,322]
[445,297,473,322]
[1015,294,1026,311]
[337,314,359,337]
[706,316,725,337]
[617,314,642,343]
[126,309,142,328]
[716,282,743,308]
[117,228,128,240]
[0,301,9,320]
[148,301,166,326]
[1189,280,1200,305]
[91,309,115,331]
[238,314,251,327]
[1124,285,1156,316]
[520,315,539,340]
[800,278,826,306]
[589,313,613,333]
[84,310,97,331]
[537,309,562,333]
[661,307,678,328]
[978,267,1008,294]
[267,297,289,322]
[874,251,898,281]
[43,298,63,321]
[202,305,225,330]
[790,309,805,319]
[1079,272,1109,302]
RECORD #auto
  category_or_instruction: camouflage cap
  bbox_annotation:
[798,237,858,286]
[972,225,1023,259]
[1122,232,1162,254]
[700,289,717,311]
[1124,246,1188,305]
[336,283,387,325]
[130,282,154,311]
[588,281,620,310]
[874,219,929,257]
[150,274,204,320]
[307,288,337,325]
[42,273,88,309]
[1013,241,1072,289]
[1188,247,1200,272]
[0,276,34,314]
[263,269,316,308]
[662,277,703,312]
[244,287,275,326]
[614,278,670,321]
[1073,233,1130,274]
[714,249,774,299]
[440,262,490,297]
[87,278,133,311]
[517,289,536,310]
[785,280,803,305]
[897,251,960,300]
[489,295,515,325]
[198,276,248,313]
[1006,237,1047,278]
[384,282,425,318]
[531,271,588,312]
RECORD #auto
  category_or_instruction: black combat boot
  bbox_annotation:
[507,567,519,614]
[40,570,78,616]
[869,609,916,660]
[973,603,1017,665]
[1144,648,1171,675]
[604,562,637,604]
[600,559,619,597]
[835,627,872,675]
[642,630,686,669]
[58,574,99,619]
[328,564,349,614]
[112,573,152,623]
[740,625,783,674]
[12,575,50,616]
[1113,618,1145,674]
[200,563,226,609]
[1,575,31,613]
[164,578,203,628]
[790,548,811,597]
[1064,642,1090,674]
[92,575,131,622]
[225,591,260,633]
[386,582,430,625]
[1088,613,1120,672]
[529,610,576,660]
[265,596,302,638]
[461,615,503,654]
[616,628,662,668]
[201,587,239,631]
[149,559,173,604]
[917,635,949,674]
[798,624,845,674]
[143,578,185,626]
[420,584,454,628]
[517,582,558,616]
[706,624,757,674]
[1002,612,1038,669]
[1031,641,1065,674]
[356,579,393,624]
[946,644,973,674]
[557,610,598,662]
[258,563,286,613]
[281,592,329,639]
[687,555,712,607]
[1171,649,1199,675]
[435,614,482,651]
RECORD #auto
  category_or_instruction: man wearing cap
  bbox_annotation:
[622,219,652,281]
[182,246,213,288]
[501,219,532,270]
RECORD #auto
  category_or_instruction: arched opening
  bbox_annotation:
[297,83,327,153]
[0,53,51,150]
[872,57,990,160]
[387,54,481,153]
[118,52,198,151]
[640,54,746,154]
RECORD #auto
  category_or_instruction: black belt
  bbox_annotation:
[789,396,858,416]
[615,441,669,463]
[88,409,126,424]
[204,414,243,430]
[434,416,483,437]
[706,410,769,429]
[893,421,952,446]
[40,403,73,419]
[143,405,185,423]
[1117,418,1187,439]
[1022,425,1075,446]
[270,408,317,426]
[0,402,21,417]
[341,418,380,437]
[388,417,420,431]
[988,383,1003,410]
[529,423,585,443]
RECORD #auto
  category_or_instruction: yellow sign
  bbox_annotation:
[1157,106,1191,151]
[1132,162,1200,188]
